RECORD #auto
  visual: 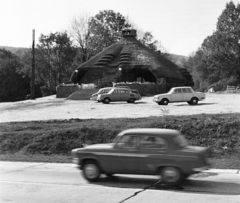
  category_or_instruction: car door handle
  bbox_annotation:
[129,149,137,152]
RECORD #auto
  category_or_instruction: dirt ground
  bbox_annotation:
[1,93,240,123]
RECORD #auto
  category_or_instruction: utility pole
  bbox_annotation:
[31,29,35,99]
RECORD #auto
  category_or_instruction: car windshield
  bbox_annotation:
[113,134,122,143]
[168,89,175,94]
[174,134,188,148]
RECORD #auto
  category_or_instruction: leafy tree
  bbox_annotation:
[22,32,77,95]
[201,1,240,86]
[0,48,31,102]
[138,31,169,57]
[88,10,130,54]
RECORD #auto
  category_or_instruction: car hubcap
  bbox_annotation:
[85,164,98,179]
[163,168,179,182]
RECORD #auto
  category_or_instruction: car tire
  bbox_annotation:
[128,98,135,103]
[105,173,114,177]
[190,97,198,105]
[161,166,183,186]
[161,99,169,105]
[103,98,110,104]
[82,161,100,182]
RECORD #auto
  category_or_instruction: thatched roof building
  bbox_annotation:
[70,29,193,89]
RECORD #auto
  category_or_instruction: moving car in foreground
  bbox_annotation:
[72,128,211,185]
[97,87,141,104]
[153,86,206,105]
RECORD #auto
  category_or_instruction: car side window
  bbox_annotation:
[116,135,138,148]
[176,89,182,94]
[182,88,188,93]
[140,136,167,149]
[187,88,193,93]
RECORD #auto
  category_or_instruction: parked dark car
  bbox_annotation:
[97,87,141,104]
[72,128,211,185]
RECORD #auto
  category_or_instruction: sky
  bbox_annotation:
[1,0,239,56]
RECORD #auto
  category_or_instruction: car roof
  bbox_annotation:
[119,128,179,137]
[171,86,192,89]
[110,87,130,91]
[99,87,113,90]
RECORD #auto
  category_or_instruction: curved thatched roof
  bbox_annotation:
[71,29,185,82]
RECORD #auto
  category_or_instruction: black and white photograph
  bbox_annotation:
[0,0,240,202]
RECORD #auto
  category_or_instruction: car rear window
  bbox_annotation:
[182,88,192,93]
[131,90,139,94]
[140,136,167,149]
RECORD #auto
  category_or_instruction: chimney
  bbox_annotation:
[122,29,136,38]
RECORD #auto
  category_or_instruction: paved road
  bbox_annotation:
[0,162,239,203]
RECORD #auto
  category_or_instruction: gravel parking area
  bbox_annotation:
[1,93,240,123]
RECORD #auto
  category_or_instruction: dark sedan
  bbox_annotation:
[72,128,211,185]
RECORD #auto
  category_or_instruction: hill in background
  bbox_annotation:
[0,46,29,58]
[0,46,189,67]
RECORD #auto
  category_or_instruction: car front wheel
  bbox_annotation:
[103,98,110,104]
[82,161,100,182]
[161,99,169,105]
[161,167,183,185]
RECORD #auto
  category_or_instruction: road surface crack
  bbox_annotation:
[118,180,162,203]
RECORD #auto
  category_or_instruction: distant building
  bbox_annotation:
[70,29,193,92]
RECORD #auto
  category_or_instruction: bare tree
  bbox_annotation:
[69,13,93,63]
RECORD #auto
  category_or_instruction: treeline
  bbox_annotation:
[0,10,167,102]
[1,2,240,102]
[179,1,240,91]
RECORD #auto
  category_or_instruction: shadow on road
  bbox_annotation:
[174,103,216,106]
[92,175,240,195]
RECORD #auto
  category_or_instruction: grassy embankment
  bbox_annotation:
[0,113,240,169]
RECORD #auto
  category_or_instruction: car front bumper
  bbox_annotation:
[153,97,160,103]
[192,165,210,172]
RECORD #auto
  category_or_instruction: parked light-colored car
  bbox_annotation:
[97,87,141,104]
[72,128,211,185]
[153,86,206,105]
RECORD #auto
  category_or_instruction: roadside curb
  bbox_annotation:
[204,169,240,174]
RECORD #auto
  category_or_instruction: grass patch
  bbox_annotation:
[0,113,240,169]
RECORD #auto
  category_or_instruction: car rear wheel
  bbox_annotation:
[128,98,135,103]
[161,99,169,105]
[190,97,198,105]
[103,98,110,104]
[161,167,183,185]
[82,161,100,182]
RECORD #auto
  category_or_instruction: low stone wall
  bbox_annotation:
[115,83,166,96]
[56,84,80,98]
[67,89,98,100]
[56,82,166,100]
